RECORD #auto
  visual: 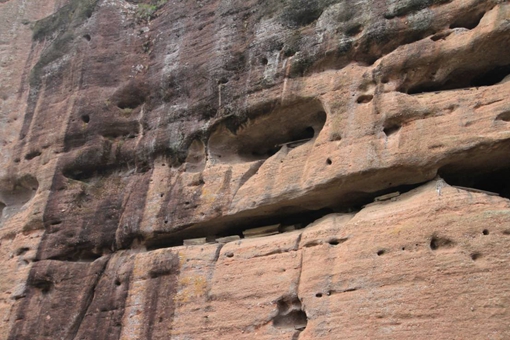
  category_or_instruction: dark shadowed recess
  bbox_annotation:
[208,98,327,163]
[403,64,510,94]
[145,180,427,250]
[438,140,510,199]
[272,295,307,333]
[147,138,510,251]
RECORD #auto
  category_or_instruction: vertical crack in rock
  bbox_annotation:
[212,243,225,264]
[272,249,307,338]
[69,256,110,340]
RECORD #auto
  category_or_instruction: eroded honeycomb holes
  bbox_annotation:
[208,99,327,163]
[272,295,307,331]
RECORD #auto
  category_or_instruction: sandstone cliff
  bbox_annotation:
[1,0,510,338]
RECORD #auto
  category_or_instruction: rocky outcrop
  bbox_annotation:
[1,0,510,338]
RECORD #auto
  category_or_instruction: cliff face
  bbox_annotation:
[1,0,510,338]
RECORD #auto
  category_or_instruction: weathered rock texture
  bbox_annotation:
[1,0,510,338]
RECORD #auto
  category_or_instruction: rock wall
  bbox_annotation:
[1,0,510,338]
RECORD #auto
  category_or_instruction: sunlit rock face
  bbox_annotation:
[1,0,510,339]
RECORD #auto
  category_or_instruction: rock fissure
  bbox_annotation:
[68,257,110,340]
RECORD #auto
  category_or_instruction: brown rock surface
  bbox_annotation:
[1,0,510,338]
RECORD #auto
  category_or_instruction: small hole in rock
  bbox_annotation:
[496,111,510,122]
[383,124,400,137]
[83,34,91,41]
[225,252,234,258]
[272,296,307,331]
[81,115,90,123]
[328,238,347,246]
[326,158,332,165]
[315,293,323,298]
[25,150,42,160]
[356,94,373,104]
[261,57,268,65]
[15,247,30,256]
[471,252,482,261]
[430,236,455,250]
[34,281,52,294]
[377,249,385,256]
[482,229,489,235]
[114,279,121,286]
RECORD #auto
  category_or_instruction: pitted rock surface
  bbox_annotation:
[1,0,510,339]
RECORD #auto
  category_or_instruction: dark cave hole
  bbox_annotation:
[377,249,385,256]
[261,57,268,65]
[383,124,401,137]
[449,10,485,30]
[497,111,510,122]
[440,166,510,199]
[81,114,90,123]
[83,34,91,41]
[33,280,52,295]
[209,100,326,163]
[146,180,429,252]
[146,207,336,251]
[15,247,30,256]
[430,236,455,250]
[471,252,482,261]
[405,64,510,94]
[25,150,42,160]
[471,65,510,87]
[356,94,373,104]
[482,229,489,235]
[117,98,144,110]
[328,238,347,246]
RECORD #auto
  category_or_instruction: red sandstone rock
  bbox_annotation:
[1,0,510,338]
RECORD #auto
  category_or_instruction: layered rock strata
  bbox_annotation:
[1,0,510,338]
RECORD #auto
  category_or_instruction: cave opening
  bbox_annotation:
[439,166,510,199]
[405,64,510,95]
[208,99,327,163]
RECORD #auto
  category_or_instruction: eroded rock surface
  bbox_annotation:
[1,0,510,338]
